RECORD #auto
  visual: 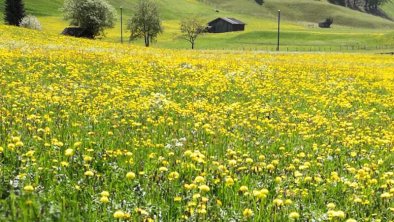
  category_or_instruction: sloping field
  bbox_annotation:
[1,25,394,221]
[1,0,394,50]
[382,1,394,19]
[207,0,394,28]
[1,0,393,27]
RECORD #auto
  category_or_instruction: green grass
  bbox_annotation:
[381,1,394,19]
[0,0,393,51]
[207,0,394,29]
[0,24,393,221]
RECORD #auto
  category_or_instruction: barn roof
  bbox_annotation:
[208,17,246,25]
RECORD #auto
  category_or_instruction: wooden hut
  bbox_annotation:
[207,18,245,33]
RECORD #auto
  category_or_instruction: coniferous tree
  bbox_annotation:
[4,0,26,26]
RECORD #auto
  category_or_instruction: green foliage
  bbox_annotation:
[127,0,162,47]
[328,0,392,10]
[180,17,206,49]
[364,0,392,10]
[255,0,264,5]
[62,0,117,38]
[4,0,26,26]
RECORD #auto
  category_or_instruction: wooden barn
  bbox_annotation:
[207,18,245,33]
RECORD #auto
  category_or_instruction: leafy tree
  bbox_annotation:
[62,0,117,38]
[255,0,264,5]
[364,0,391,10]
[180,17,206,49]
[128,0,162,47]
[4,0,26,26]
[20,15,42,30]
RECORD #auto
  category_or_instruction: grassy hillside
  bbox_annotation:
[206,0,394,29]
[382,1,394,19]
[6,0,393,28]
[0,0,393,51]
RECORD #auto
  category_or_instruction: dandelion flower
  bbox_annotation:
[113,210,125,219]
[273,198,284,207]
[84,170,94,177]
[101,191,110,197]
[225,177,234,186]
[194,176,205,183]
[327,203,336,209]
[380,192,391,199]
[243,208,253,218]
[239,185,248,192]
[168,171,180,180]
[65,148,74,156]
[334,210,345,219]
[289,212,300,220]
[159,167,168,172]
[199,184,210,192]
[23,185,34,192]
[174,196,182,202]
[126,172,136,180]
[100,196,109,203]
[15,141,24,147]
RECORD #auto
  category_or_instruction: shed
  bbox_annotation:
[207,17,245,33]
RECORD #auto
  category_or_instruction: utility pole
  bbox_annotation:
[120,6,123,43]
[276,10,281,51]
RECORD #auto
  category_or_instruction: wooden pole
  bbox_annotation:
[120,6,123,44]
[277,10,281,51]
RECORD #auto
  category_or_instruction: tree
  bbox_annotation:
[4,0,26,26]
[128,0,162,47]
[180,17,206,49]
[255,0,264,5]
[62,0,117,38]
[364,0,391,10]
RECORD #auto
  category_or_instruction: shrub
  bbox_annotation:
[255,0,264,5]
[19,15,42,30]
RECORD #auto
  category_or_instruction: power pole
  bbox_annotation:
[277,10,281,51]
[120,6,123,43]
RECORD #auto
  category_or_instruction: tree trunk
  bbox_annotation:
[145,34,150,47]
[192,42,194,49]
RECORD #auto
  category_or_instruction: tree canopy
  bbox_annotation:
[128,0,162,47]
[4,0,26,26]
[180,17,206,49]
[63,0,117,38]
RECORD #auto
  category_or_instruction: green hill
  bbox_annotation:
[4,0,393,27]
[207,0,394,28]
[1,0,393,50]
[382,1,394,19]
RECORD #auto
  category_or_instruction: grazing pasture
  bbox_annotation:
[1,0,394,50]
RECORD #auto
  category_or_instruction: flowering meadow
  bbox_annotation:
[0,25,393,221]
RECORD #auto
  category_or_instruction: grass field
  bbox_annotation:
[1,24,394,221]
[1,0,394,50]
[382,1,394,19]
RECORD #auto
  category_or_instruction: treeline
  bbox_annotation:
[328,0,391,10]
